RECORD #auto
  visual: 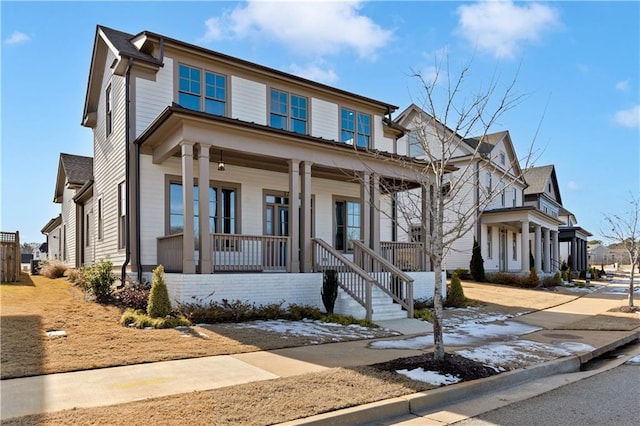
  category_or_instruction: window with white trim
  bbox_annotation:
[118,182,126,249]
[105,85,112,137]
[487,226,493,259]
[340,108,371,148]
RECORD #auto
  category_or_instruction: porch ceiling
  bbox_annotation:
[481,206,564,230]
[135,106,428,187]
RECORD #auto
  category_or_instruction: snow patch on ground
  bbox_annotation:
[231,318,397,342]
[625,354,640,365]
[555,341,595,353]
[456,340,572,370]
[396,368,461,385]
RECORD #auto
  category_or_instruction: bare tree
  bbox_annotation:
[602,195,640,307]
[380,58,538,360]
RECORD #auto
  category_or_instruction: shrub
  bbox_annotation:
[67,268,87,289]
[445,272,466,307]
[469,238,486,282]
[414,298,434,310]
[85,259,116,302]
[486,272,531,287]
[553,272,563,286]
[147,265,172,318]
[116,283,150,310]
[414,308,433,322]
[39,259,68,279]
[321,269,339,314]
[286,304,323,321]
[255,301,286,320]
[528,268,540,288]
[452,268,471,280]
[320,314,374,328]
[120,308,191,329]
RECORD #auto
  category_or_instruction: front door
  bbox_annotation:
[499,228,508,271]
[265,193,289,268]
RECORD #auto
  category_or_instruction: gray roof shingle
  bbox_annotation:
[60,153,93,186]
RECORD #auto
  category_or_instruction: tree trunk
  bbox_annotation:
[629,263,635,307]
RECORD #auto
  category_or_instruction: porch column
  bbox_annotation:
[571,237,577,270]
[521,220,529,272]
[370,173,380,252]
[301,161,312,272]
[197,143,212,274]
[361,172,371,248]
[534,224,542,273]
[288,159,300,273]
[543,227,551,273]
[551,231,559,271]
[181,141,196,274]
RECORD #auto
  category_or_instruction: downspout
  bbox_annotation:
[475,161,482,247]
[121,57,134,285]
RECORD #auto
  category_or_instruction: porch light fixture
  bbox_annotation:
[217,151,225,171]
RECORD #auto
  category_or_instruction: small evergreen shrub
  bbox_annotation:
[287,304,323,321]
[147,265,172,318]
[414,298,434,310]
[255,301,286,320]
[39,259,68,279]
[413,308,433,322]
[320,314,374,328]
[486,272,532,287]
[452,268,471,280]
[553,272,563,286]
[469,239,486,282]
[85,259,116,302]
[445,272,466,307]
[120,308,191,329]
[321,269,339,314]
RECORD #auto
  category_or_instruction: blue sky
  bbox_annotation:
[2,0,639,245]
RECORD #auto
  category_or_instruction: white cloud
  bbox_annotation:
[613,105,640,128]
[289,62,338,85]
[200,0,392,59]
[615,80,630,92]
[4,31,30,45]
[456,1,560,59]
[567,181,581,191]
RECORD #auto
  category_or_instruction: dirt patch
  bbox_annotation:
[555,314,640,331]
[609,305,640,314]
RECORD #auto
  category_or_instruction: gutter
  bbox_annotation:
[121,57,133,285]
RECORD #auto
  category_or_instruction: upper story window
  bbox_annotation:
[500,180,506,206]
[408,131,424,157]
[499,152,506,166]
[341,108,371,148]
[512,187,517,207]
[485,172,492,195]
[270,89,307,134]
[105,85,112,137]
[178,64,226,116]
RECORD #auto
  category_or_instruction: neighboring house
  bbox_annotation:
[395,104,563,275]
[65,25,447,321]
[42,153,94,268]
[523,165,591,272]
[41,215,62,260]
[588,243,609,265]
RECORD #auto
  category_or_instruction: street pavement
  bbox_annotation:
[1,280,639,423]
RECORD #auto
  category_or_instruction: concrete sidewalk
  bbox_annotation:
[2,282,639,422]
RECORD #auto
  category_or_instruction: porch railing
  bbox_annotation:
[212,233,289,272]
[380,241,426,272]
[312,238,375,322]
[353,241,414,318]
[157,233,289,273]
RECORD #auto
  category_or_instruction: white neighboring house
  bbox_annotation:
[51,25,449,321]
[395,104,566,275]
[41,153,94,266]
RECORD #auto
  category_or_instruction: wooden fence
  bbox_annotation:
[1,231,20,282]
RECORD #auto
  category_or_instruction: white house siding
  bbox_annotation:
[540,198,559,218]
[135,57,173,137]
[47,226,62,261]
[379,195,393,242]
[231,76,267,125]
[61,185,77,266]
[82,195,95,267]
[374,114,395,153]
[310,98,339,141]
[92,48,127,267]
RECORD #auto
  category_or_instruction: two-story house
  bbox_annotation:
[395,104,566,275]
[41,153,93,266]
[71,25,447,321]
[523,165,592,272]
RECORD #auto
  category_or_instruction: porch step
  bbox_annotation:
[334,286,408,321]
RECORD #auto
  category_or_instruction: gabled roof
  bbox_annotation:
[463,130,510,155]
[522,164,562,205]
[84,25,398,127]
[54,154,93,203]
[41,214,62,234]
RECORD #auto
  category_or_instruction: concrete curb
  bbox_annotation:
[279,333,640,426]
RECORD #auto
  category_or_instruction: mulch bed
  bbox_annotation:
[370,352,499,382]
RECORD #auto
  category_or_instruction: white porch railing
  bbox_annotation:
[380,241,426,272]
[157,233,289,273]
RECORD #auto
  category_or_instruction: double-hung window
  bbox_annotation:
[408,131,424,157]
[169,181,238,240]
[340,108,371,148]
[485,172,492,195]
[105,85,112,137]
[334,199,361,252]
[270,89,307,134]
[118,182,126,249]
[178,64,226,116]
[486,226,493,258]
